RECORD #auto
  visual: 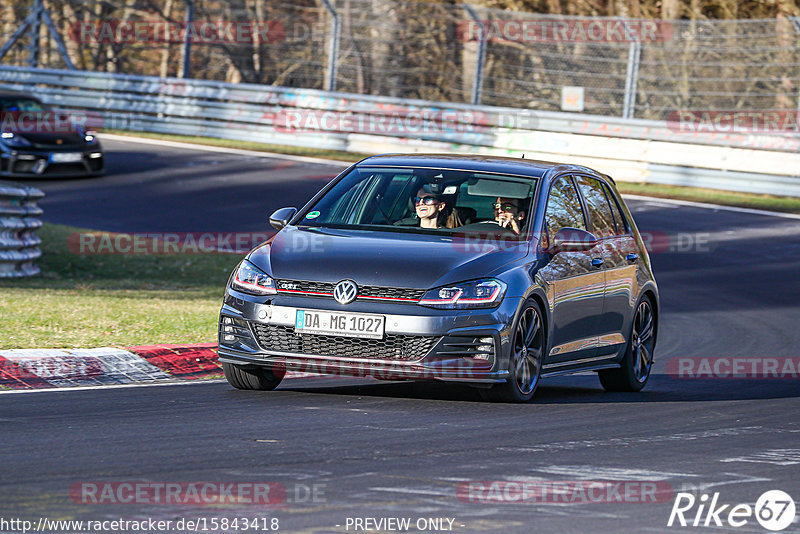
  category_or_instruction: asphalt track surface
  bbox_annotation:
[2,137,800,533]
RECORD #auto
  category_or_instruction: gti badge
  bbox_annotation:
[333,280,358,305]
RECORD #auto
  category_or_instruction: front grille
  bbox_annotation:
[276,280,334,294]
[252,323,438,361]
[275,279,426,302]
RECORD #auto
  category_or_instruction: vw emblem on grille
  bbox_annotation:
[333,280,358,305]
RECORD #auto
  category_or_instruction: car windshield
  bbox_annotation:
[296,166,537,240]
[0,97,47,112]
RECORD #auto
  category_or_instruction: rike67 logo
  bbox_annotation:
[668,490,796,531]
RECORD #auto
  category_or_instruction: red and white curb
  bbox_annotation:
[0,344,226,390]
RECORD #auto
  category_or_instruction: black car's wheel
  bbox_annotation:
[223,363,284,391]
[481,299,545,403]
[599,296,656,392]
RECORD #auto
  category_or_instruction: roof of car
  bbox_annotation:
[356,153,583,178]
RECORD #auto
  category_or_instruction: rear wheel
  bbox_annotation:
[223,362,284,391]
[480,299,545,403]
[599,296,656,392]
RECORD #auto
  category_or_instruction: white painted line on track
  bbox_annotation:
[99,133,351,168]
[623,194,800,220]
[0,378,227,395]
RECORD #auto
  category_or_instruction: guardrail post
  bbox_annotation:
[0,181,44,278]
[622,41,641,119]
[180,0,195,78]
[320,0,340,92]
[462,4,486,106]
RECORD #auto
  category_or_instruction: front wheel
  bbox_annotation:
[480,299,545,403]
[599,296,656,392]
[223,362,284,391]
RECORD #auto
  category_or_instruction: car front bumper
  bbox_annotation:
[0,148,104,177]
[217,289,522,384]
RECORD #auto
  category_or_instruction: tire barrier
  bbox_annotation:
[0,180,44,278]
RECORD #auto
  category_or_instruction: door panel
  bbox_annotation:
[540,176,604,365]
[574,176,635,357]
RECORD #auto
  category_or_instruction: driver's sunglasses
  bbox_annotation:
[493,202,518,211]
[414,196,441,206]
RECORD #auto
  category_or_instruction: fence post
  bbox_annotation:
[462,4,486,106]
[320,0,340,92]
[622,40,641,119]
[180,0,195,78]
[26,0,43,68]
[791,17,800,111]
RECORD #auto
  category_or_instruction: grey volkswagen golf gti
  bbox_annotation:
[218,154,659,402]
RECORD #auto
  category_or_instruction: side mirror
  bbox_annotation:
[549,227,599,254]
[269,207,297,230]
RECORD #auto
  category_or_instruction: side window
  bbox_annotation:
[602,183,628,235]
[574,176,617,238]
[545,177,586,240]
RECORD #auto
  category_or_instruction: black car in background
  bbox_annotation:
[0,91,104,178]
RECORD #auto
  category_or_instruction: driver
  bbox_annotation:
[494,197,526,235]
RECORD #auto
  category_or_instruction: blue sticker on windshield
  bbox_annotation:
[306,211,320,219]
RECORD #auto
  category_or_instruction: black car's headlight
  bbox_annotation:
[0,132,31,148]
[418,279,507,309]
[230,260,277,295]
[84,132,99,145]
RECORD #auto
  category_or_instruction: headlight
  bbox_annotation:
[418,279,507,309]
[230,260,277,295]
[0,132,31,148]
[84,132,98,144]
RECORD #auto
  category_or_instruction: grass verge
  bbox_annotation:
[0,224,240,349]
[105,130,800,214]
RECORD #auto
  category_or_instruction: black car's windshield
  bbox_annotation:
[0,97,48,112]
[297,166,537,239]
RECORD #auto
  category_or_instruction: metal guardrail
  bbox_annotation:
[0,65,798,197]
[0,180,43,278]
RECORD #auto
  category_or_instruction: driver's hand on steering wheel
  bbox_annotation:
[497,212,521,234]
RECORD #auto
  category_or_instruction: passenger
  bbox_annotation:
[414,188,447,229]
[494,197,526,235]
[414,186,462,229]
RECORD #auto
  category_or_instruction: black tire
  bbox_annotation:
[480,299,545,403]
[599,295,656,392]
[223,362,284,391]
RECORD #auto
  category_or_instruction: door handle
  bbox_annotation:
[591,257,604,267]
[626,253,639,262]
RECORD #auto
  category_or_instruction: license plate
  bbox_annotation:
[295,310,385,339]
[50,152,83,163]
